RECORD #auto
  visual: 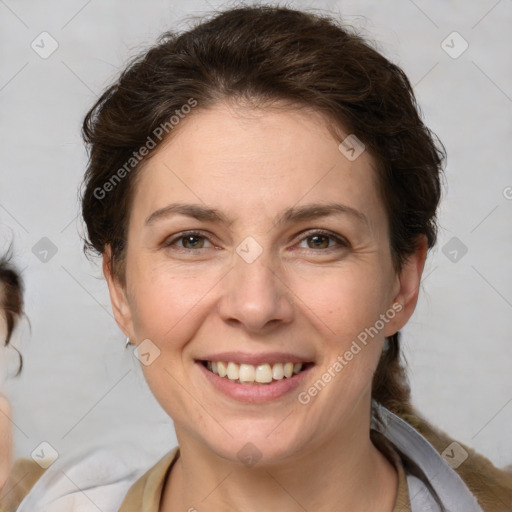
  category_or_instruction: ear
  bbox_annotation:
[383,234,429,337]
[103,245,134,339]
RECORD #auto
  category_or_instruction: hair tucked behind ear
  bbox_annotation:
[373,332,413,417]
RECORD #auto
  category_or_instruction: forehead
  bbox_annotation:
[131,102,386,232]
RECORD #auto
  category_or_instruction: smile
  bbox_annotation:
[203,361,306,384]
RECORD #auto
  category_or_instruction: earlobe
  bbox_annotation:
[102,245,133,339]
[384,235,429,336]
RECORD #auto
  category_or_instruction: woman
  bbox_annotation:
[2,5,511,511]
[0,252,24,491]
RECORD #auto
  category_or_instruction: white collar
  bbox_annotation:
[18,406,484,512]
[372,402,484,512]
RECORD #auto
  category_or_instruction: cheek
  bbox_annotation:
[294,266,390,417]
[293,262,391,344]
[127,259,219,340]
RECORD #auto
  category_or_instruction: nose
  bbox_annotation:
[217,249,295,334]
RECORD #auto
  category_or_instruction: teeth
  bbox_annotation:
[239,364,255,383]
[256,364,273,383]
[284,362,294,378]
[227,362,239,380]
[205,360,305,384]
[217,361,227,378]
[272,363,284,380]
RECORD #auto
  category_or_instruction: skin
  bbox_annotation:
[0,394,12,491]
[104,101,428,511]
[0,308,13,491]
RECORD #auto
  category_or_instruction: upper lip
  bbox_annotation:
[197,351,314,365]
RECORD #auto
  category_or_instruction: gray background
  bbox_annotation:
[1,0,511,469]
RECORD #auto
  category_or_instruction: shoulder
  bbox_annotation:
[118,448,179,511]
[0,394,13,490]
[402,410,512,512]
[0,458,46,512]
[1,441,174,512]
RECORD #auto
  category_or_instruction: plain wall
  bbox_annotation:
[1,0,511,469]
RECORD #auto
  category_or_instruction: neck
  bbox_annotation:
[161,404,397,512]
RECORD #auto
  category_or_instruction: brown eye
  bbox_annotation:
[181,235,205,249]
[297,230,349,251]
[163,231,213,250]
[306,234,330,249]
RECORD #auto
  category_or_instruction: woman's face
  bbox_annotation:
[105,101,425,464]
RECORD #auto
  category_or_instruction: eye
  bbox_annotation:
[163,231,214,250]
[296,230,349,250]
[161,229,349,253]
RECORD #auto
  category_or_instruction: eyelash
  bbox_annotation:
[162,229,350,252]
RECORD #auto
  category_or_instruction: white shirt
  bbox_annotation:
[16,404,484,512]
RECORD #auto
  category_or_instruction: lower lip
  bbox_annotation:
[196,362,312,403]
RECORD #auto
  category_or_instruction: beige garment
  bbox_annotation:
[118,432,412,511]
[0,459,46,512]
[1,432,411,511]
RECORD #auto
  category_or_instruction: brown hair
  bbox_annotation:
[81,5,445,417]
[0,251,24,375]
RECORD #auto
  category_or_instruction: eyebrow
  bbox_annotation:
[145,202,369,228]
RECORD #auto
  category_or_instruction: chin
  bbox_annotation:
[201,423,308,467]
